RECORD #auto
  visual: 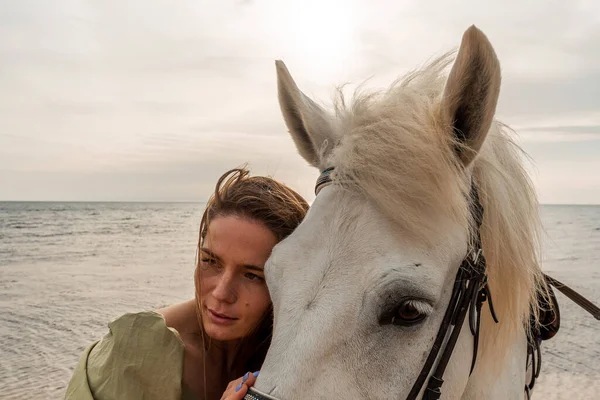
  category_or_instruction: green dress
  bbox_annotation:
[64,311,197,400]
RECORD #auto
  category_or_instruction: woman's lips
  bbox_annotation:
[207,308,239,325]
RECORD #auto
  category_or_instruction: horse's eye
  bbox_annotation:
[394,301,427,325]
[380,300,430,327]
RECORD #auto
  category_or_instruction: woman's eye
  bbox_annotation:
[201,258,218,267]
[244,273,264,281]
[380,300,429,327]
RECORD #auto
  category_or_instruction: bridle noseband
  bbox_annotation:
[245,167,600,400]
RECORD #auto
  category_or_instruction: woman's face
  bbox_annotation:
[198,215,277,341]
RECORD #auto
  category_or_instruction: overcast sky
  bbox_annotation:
[1,0,599,204]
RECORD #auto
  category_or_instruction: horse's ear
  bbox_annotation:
[441,25,501,166]
[276,60,335,170]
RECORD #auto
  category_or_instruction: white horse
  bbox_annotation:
[249,26,551,399]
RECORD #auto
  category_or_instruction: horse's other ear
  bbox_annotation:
[276,60,335,170]
[442,25,501,167]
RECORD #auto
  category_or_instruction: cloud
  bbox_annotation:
[1,1,599,203]
[515,123,600,143]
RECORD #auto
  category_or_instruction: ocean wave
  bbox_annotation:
[22,231,83,238]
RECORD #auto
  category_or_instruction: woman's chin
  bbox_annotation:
[204,322,240,341]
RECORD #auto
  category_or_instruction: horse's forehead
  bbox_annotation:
[272,186,468,281]
[303,186,466,248]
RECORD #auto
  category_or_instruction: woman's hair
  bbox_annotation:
[199,166,309,245]
[195,166,309,387]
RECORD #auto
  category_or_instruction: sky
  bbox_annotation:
[1,0,599,204]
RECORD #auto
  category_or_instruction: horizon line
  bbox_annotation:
[1,200,599,207]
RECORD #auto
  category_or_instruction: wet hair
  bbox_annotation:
[199,166,309,245]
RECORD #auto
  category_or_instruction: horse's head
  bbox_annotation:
[250,26,545,400]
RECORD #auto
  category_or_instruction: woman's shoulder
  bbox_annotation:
[156,299,200,335]
[108,310,185,339]
[65,311,187,400]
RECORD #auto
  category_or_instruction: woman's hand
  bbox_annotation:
[221,371,259,400]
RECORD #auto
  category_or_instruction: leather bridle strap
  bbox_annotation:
[544,274,600,320]
[405,265,481,400]
[313,167,496,400]
[314,167,334,195]
[406,182,494,400]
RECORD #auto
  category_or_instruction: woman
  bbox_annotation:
[65,167,309,400]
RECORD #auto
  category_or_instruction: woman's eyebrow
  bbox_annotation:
[200,248,221,261]
[201,248,263,272]
[243,264,264,273]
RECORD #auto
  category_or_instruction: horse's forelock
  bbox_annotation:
[329,52,472,245]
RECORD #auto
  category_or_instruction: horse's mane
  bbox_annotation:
[326,51,547,372]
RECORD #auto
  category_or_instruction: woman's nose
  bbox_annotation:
[212,272,237,303]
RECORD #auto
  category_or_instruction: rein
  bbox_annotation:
[245,167,600,400]
[544,275,600,320]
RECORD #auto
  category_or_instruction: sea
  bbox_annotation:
[0,202,598,399]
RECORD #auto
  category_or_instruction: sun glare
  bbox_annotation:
[269,0,358,83]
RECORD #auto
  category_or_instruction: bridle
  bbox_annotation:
[245,167,600,400]
[320,167,497,399]
[404,179,496,400]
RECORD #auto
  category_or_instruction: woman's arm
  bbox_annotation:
[64,312,185,400]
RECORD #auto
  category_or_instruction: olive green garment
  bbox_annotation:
[64,311,198,400]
